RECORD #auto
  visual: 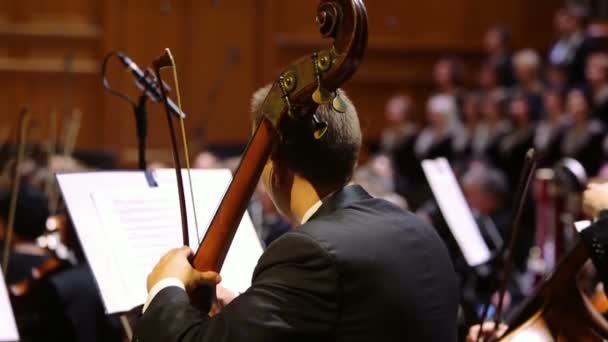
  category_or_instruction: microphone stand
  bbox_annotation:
[134,93,149,171]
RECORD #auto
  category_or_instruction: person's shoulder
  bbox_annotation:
[300,197,436,244]
[253,230,335,278]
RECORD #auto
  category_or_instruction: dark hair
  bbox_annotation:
[462,163,508,199]
[251,86,362,188]
[564,3,591,27]
[0,184,49,241]
[568,86,593,110]
[489,26,512,47]
[438,56,465,86]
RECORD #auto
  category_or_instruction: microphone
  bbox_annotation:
[116,52,186,119]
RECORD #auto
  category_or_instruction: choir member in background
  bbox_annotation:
[512,49,545,119]
[379,93,418,154]
[548,4,591,86]
[499,93,535,188]
[473,92,512,165]
[433,57,466,115]
[453,92,483,166]
[478,61,508,99]
[353,154,409,210]
[586,52,608,123]
[483,26,515,88]
[384,94,421,197]
[561,88,605,176]
[534,89,566,167]
[410,94,461,207]
[545,63,569,93]
[414,94,461,163]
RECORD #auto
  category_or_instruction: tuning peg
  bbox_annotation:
[278,75,295,117]
[312,114,328,140]
[313,87,332,105]
[311,52,332,105]
[332,92,347,113]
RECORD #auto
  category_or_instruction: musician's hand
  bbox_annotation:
[583,183,608,219]
[466,322,508,342]
[209,285,239,316]
[147,246,221,292]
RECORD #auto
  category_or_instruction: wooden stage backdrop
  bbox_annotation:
[0,0,559,166]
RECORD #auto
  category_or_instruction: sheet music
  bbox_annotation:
[57,169,264,313]
[0,270,19,342]
[422,158,491,267]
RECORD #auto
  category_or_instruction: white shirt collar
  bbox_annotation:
[301,200,323,225]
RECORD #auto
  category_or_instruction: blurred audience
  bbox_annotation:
[379,94,418,154]
[585,52,608,122]
[561,88,605,176]
[534,89,566,167]
[433,57,465,114]
[483,26,515,88]
[512,49,544,119]
[549,3,591,85]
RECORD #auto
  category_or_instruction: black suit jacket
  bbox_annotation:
[580,211,608,287]
[133,185,459,342]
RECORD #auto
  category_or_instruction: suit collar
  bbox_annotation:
[308,184,372,222]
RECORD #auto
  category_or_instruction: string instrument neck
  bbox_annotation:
[193,118,277,271]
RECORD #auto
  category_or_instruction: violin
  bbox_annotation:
[152,0,368,308]
[9,257,67,297]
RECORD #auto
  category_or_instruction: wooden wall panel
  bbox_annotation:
[0,0,101,151]
[263,0,560,140]
[1,0,561,166]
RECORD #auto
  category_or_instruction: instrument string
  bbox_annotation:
[165,49,201,244]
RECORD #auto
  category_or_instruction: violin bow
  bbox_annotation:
[0,125,12,185]
[2,108,31,274]
[476,148,537,341]
[47,108,83,214]
[44,110,58,213]
[153,48,200,246]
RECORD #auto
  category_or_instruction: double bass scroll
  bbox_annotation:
[191,0,368,274]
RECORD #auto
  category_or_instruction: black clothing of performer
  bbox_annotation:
[580,210,608,287]
[133,185,459,342]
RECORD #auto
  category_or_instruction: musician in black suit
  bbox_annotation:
[0,184,121,342]
[581,183,608,287]
[133,87,460,342]
[0,184,51,285]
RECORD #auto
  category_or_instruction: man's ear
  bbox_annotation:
[270,155,291,190]
[269,154,295,215]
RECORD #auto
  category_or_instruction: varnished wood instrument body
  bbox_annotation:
[500,241,608,341]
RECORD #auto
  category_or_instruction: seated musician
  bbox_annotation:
[466,182,608,341]
[1,184,122,342]
[133,87,460,341]
[580,182,608,287]
[0,183,51,284]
